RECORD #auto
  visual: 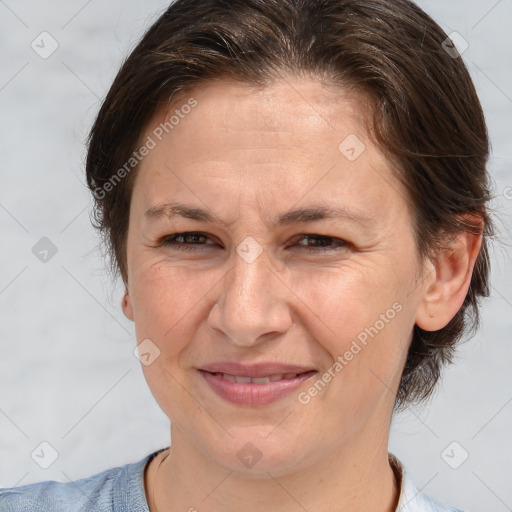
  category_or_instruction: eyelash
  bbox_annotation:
[157,232,349,253]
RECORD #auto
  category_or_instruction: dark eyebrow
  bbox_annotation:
[144,201,376,228]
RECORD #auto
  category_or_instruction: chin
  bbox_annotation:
[202,428,313,478]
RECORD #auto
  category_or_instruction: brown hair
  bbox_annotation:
[85,0,494,410]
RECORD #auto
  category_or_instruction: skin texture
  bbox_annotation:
[121,78,482,512]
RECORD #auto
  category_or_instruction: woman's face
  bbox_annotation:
[122,78,431,475]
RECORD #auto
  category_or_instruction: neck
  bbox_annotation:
[145,426,400,512]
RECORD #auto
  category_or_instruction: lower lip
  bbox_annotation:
[198,370,317,405]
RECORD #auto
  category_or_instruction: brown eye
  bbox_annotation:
[157,232,349,254]
[290,234,349,252]
[159,232,218,251]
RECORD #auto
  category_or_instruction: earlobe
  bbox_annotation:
[415,223,483,332]
[121,288,135,321]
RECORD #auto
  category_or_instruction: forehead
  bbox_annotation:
[133,78,411,227]
[149,78,371,153]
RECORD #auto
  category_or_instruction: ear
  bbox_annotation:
[121,288,135,321]
[415,216,483,331]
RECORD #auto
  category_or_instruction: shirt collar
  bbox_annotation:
[389,452,433,511]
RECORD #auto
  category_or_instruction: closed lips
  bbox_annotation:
[199,366,318,405]
[202,370,316,384]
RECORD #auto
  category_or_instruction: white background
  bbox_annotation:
[0,1,511,510]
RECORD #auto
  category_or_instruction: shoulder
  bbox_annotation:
[0,467,120,512]
[390,453,467,512]
[0,451,158,512]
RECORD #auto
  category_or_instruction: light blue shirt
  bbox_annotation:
[0,450,465,511]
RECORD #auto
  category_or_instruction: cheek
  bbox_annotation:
[296,264,403,342]
[130,264,208,416]
[130,262,209,356]
[297,264,412,400]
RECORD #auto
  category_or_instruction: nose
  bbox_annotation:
[207,246,293,348]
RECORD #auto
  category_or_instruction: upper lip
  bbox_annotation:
[199,362,317,378]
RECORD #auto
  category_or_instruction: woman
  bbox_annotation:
[1,0,494,510]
